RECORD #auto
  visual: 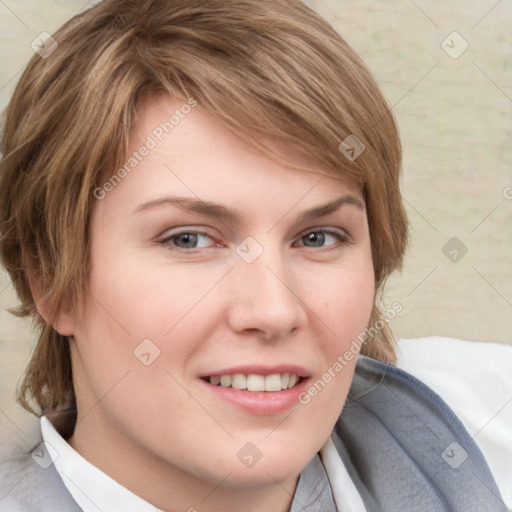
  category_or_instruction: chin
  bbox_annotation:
[219,457,305,489]
[176,437,313,490]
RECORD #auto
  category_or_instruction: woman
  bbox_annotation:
[0,0,507,510]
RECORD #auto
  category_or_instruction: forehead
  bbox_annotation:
[131,95,323,177]
[98,96,363,218]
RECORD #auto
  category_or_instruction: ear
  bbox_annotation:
[28,272,76,336]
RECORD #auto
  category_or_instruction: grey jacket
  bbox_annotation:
[1,356,507,512]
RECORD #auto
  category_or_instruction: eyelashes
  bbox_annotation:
[160,231,214,250]
[159,227,353,252]
[294,228,352,249]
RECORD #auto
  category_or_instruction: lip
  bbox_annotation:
[198,364,311,415]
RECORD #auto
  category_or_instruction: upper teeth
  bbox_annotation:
[208,373,299,391]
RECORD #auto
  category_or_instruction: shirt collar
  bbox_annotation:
[41,416,162,512]
[291,451,337,511]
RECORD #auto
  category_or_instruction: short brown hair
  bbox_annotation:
[0,0,407,415]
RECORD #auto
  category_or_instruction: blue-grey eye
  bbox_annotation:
[163,231,214,249]
[300,230,344,247]
[303,232,325,247]
[174,233,199,248]
[299,229,350,247]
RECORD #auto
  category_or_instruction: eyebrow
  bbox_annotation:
[133,197,242,221]
[294,194,364,224]
[133,194,364,224]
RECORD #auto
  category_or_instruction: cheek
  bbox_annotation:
[73,251,228,413]
[311,260,376,341]
[85,247,221,340]
[301,260,375,405]
[334,272,375,334]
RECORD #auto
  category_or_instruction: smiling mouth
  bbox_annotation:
[202,373,303,392]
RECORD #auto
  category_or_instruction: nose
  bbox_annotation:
[226,247,307,341]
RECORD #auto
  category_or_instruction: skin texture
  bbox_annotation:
[54,97,375,512]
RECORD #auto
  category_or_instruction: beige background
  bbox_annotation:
[1,1,511,440]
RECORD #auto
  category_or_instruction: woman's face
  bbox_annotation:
[67,96,375,504]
